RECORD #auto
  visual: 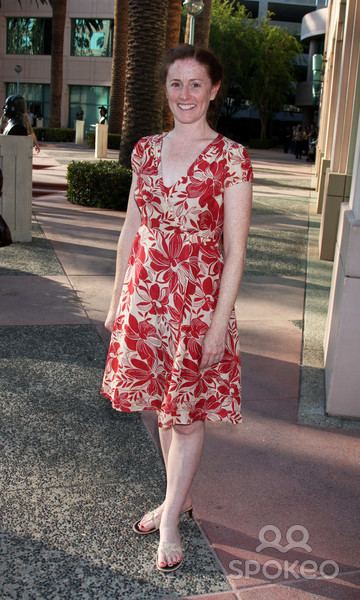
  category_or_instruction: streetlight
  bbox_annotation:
[14,64,22,94]
[183,0,204,45]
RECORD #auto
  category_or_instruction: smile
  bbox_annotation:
[177,104,196,111]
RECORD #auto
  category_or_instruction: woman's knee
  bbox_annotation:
[173,421,204,436]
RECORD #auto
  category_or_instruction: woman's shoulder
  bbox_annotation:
[219,135,253,184]
[219,134,250,157]
[134,133,163,149]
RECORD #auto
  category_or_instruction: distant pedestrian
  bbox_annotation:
[294,125,304,159]
[23,113,40,153]
[283,126,292,153]
[100,44,253,574]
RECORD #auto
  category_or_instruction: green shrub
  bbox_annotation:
[67,160,132,210]
[34,127,75,142]
[86,132,121,150]
[248,138,278,149]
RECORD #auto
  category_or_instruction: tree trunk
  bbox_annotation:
[194,0,212,48]
[162,0,182,132]
[119,0,168,167]
[49,0,67,127]
[108,0,128,134]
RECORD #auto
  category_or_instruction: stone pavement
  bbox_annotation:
[0,143,359,600]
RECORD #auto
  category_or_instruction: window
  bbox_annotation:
[6,83,50,125]
[69,85,110,132]
[71,19,113,57]
[7,18,52,55]
[267,4,316,24]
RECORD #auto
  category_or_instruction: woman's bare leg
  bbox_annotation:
[137,423,193,532]
[158,420,205,568]
[159,425,172,470]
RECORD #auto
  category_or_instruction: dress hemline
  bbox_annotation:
[99,388,243,429]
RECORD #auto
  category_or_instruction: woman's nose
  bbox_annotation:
[179,85,190,99]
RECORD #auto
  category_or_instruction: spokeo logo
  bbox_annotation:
[229,525,339,581]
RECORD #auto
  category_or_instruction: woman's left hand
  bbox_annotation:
[199,324,227,370]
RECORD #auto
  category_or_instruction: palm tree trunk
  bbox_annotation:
[194,0,212,48]
[162,0,182,131]
[108,0,128,134]
[49,0,67,127]
[119,0,168,167]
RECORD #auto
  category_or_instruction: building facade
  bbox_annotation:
[1,0,321,133]
[0,0,114,132]
[241,0,318,35]
[314,0,360,418]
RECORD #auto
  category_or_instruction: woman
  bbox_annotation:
[101,44,253,573]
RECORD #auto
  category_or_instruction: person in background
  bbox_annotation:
[294,124,304,160]
[23,112,40,153]
[283,125,292,153]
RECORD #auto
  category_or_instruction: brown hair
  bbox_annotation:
[160,44,223,86]
[160,44,223,124]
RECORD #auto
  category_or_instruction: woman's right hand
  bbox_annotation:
[104,309,116,332]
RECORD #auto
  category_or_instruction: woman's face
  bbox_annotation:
[165,58,220,126]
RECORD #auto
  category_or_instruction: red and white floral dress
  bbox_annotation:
[101,133,253,428]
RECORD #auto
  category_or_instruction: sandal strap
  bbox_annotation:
[158,541,183,553]
[143,508,160,529]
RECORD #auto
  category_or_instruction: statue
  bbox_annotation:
[2,95,28,136]
[98,105,108,124]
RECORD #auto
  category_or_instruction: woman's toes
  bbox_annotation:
[157,550,167,567]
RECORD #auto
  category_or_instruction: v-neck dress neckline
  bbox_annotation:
[157,132,222,192]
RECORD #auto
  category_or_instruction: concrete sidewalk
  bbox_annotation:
[0,143,359,600]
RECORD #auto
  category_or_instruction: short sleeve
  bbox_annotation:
[224,143,253,188]
[131,137,147,175]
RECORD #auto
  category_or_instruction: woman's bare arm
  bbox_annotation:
[105,174,142,331]
[200,180,252,369]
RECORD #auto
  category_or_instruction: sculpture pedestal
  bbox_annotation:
[0,135,32,242]
[95,124,108,159]
[75,120,85,144]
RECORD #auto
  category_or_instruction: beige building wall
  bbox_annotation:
[0,0,114,128]
[317,0,360,418]
[316,0,360,261]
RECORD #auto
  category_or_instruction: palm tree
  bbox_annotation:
[163,0,182,131]
[49,0,67,127]
[108,0,128,134]
[119,0,168,167]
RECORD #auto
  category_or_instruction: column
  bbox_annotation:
[324,109,360,418]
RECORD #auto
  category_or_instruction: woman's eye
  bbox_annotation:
[191,82,201,88]
[171,82,180,87]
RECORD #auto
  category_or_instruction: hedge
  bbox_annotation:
[34,127,75,142]
[67,160,132,210]
[86,132,121,150]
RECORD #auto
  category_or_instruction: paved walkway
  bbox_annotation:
[0,143,359,599]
